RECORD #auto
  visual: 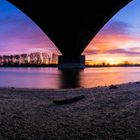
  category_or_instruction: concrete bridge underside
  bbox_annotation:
[8,0,132,69]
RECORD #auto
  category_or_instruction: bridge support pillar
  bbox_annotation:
[58,55,85,70]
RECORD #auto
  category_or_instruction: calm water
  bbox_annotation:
[0,67,140,89]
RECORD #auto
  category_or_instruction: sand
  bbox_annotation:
[0,82,140,139]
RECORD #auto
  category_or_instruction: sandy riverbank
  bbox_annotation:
[0,82,140,139]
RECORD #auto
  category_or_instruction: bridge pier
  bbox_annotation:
[58,55,85,70]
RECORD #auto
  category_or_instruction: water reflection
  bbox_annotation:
[59,70,82,88]
[1,67,140,89]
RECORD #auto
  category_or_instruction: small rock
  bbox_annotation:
[12,115,22,119]
[11,87,15,89]
[60,122,69,127]
[1,112,5,115]
[109,85,118,89]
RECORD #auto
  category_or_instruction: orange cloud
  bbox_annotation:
[83,21,140,64]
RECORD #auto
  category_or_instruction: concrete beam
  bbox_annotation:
[58,55,85,70]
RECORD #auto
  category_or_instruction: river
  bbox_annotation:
[0,67,140,89]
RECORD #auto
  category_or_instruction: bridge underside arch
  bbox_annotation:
[7,0,132,69]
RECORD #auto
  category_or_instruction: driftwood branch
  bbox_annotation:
[53,95,85,105]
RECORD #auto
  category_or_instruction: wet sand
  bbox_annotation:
[0,82,140,139]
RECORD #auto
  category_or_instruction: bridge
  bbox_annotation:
[8,0,132,69]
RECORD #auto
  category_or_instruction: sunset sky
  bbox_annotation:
[0,0,140,64]
[0,0,59,55]
[84,0,140,64]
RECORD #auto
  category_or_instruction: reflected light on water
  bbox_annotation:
[0,67,140,89]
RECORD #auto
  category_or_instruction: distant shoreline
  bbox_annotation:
[0,64,58,67]
[1,64,140,68]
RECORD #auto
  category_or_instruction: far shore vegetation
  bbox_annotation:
[0,52,140,67]
[1,61,140,68]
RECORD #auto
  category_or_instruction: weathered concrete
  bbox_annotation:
[58,55,85,69]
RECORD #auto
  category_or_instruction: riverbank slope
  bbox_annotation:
[0,82,140,139]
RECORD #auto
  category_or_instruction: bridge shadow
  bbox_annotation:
[59,70,83,89]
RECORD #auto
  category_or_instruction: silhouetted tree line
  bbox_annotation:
[86,61,140,67]
[0,52,58,66]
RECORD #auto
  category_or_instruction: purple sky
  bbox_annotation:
[0,0,60,55]
[1,0,140,64]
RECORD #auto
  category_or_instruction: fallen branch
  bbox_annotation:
[53,95,85,105]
